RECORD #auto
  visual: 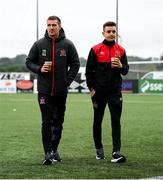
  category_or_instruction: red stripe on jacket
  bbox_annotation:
[51,40,55,96]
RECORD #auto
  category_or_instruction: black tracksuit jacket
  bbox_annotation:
[26,28,80,96]
[86,40,129,98]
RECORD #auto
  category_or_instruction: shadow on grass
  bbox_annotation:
[1,156,163,179]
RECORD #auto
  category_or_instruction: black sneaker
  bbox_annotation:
[96,148,105,160]
[52,151,62,162]
[111,151,126,163]
[43,152,53,165]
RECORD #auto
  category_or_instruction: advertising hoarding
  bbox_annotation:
[0,80,16,93]
[139,80,163,94]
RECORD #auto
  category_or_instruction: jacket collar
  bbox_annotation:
[103,39,115,47]
[44,27,66,42]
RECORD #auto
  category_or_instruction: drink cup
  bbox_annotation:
[44,61,52,72]
[111,57,119,68]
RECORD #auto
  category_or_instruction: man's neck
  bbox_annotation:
[103,39,115,46]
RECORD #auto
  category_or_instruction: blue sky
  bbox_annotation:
[0,0,162,58]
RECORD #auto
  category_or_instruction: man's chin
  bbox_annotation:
[49,34,56,39]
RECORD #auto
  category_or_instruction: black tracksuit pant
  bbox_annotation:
[38,93,67,154]
[92,92,122,152]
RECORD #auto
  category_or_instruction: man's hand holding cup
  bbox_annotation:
[41,61,52,73]
[111,57,122,68]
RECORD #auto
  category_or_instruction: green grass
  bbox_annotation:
[0,93,163,179]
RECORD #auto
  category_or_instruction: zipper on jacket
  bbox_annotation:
[108,46,112,62]
[51,40,55,96]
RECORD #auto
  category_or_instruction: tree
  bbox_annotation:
[79,57,87,67]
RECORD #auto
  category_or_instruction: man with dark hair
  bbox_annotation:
[26,15,80,165]
[86,21,129,163]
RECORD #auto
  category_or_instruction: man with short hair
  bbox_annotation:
[26,15,80,165]
[86,21,129,163]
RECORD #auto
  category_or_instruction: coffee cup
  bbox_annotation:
[44,61,52,72]
[111,57,119,68]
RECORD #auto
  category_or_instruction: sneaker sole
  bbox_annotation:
[111,157,126,163]
[96,156,105,160]
[52,159,62,162]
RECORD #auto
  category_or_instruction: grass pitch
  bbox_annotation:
[0,93,163,179]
